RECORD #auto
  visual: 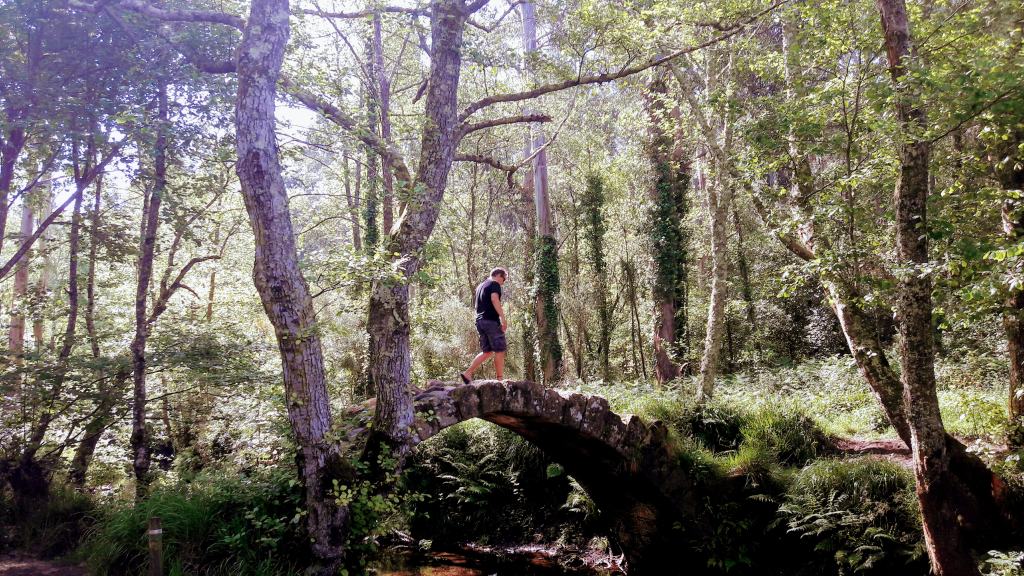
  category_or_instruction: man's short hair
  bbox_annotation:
[490,267,508,280]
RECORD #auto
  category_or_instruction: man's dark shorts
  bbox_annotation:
[476,318,507,353]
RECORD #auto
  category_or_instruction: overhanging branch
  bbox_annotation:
[458,0,788,121]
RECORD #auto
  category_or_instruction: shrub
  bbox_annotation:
[779,458,926,574]
[0,482,94,558]
[981,550,1024,576]
[739,403,828,467]
[79,468,305,576]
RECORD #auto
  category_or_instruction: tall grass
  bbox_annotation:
[78,468,305,576]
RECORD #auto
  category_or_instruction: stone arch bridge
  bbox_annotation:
[348,380,703,572]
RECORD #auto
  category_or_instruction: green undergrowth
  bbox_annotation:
[77,468,306,576]
[0,483,94,558]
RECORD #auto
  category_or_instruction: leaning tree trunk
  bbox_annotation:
[235,1,349,570]
[697,173,731,403]
[645,71,689,385]
[365,0,467,472]
[877,1,979,573]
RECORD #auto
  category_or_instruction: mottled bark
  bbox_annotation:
[697,172,731,403]
[877,1,978,573]
[235,1,348,569]
[364,0,467,470]
[645,71,689,384]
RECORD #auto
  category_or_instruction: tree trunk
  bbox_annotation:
[130,82,168,498]
[71,180,109,489]
[8,201,34,357]
[373,13,394,236]
[996,128,1024,446]
[235,1,349,569]
[697,173,731,403]
[0,126,27,259]
[645,71,689,384]
[521,166,538,383]
[584,173,611,381]
[364,0,467,470]
[522,0,562,385]
[33,194,54,351]
[877,1,978,573]
[342,151,362,251]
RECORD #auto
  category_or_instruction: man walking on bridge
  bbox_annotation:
[461,268,508,383]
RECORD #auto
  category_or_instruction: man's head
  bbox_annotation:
[490,267,508,285]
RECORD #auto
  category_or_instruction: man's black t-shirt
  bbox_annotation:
[474,278,502,321]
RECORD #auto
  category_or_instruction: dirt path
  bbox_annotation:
[0,555,86,576]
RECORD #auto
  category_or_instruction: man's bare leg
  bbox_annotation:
[462,351,494,382]
[494,351,505,380]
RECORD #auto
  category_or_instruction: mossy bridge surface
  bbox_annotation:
[347,379,702,572]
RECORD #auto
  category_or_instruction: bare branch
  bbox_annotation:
[458,0,788,121]
[454,153,519,173]
[467,0,522,32]
[69,0,245,30]
[458,112,551,138]
[299,6,425,19]
[279,75,413,186]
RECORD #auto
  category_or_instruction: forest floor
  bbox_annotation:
[0,554,86,576]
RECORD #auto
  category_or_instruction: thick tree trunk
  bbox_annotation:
[697,174,731,402]
[364,0,467,470]
[235,1,348,569]
[645,72,689,384]
[877,1,978,573]
[130,82,168,498]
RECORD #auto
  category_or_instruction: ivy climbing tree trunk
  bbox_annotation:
[234,1,349,571]
[645,70,689,385]
[522,0,562,385]
[583,173,611,381]
[877,1,978,573]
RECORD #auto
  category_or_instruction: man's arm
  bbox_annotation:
[490,292,507,332]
